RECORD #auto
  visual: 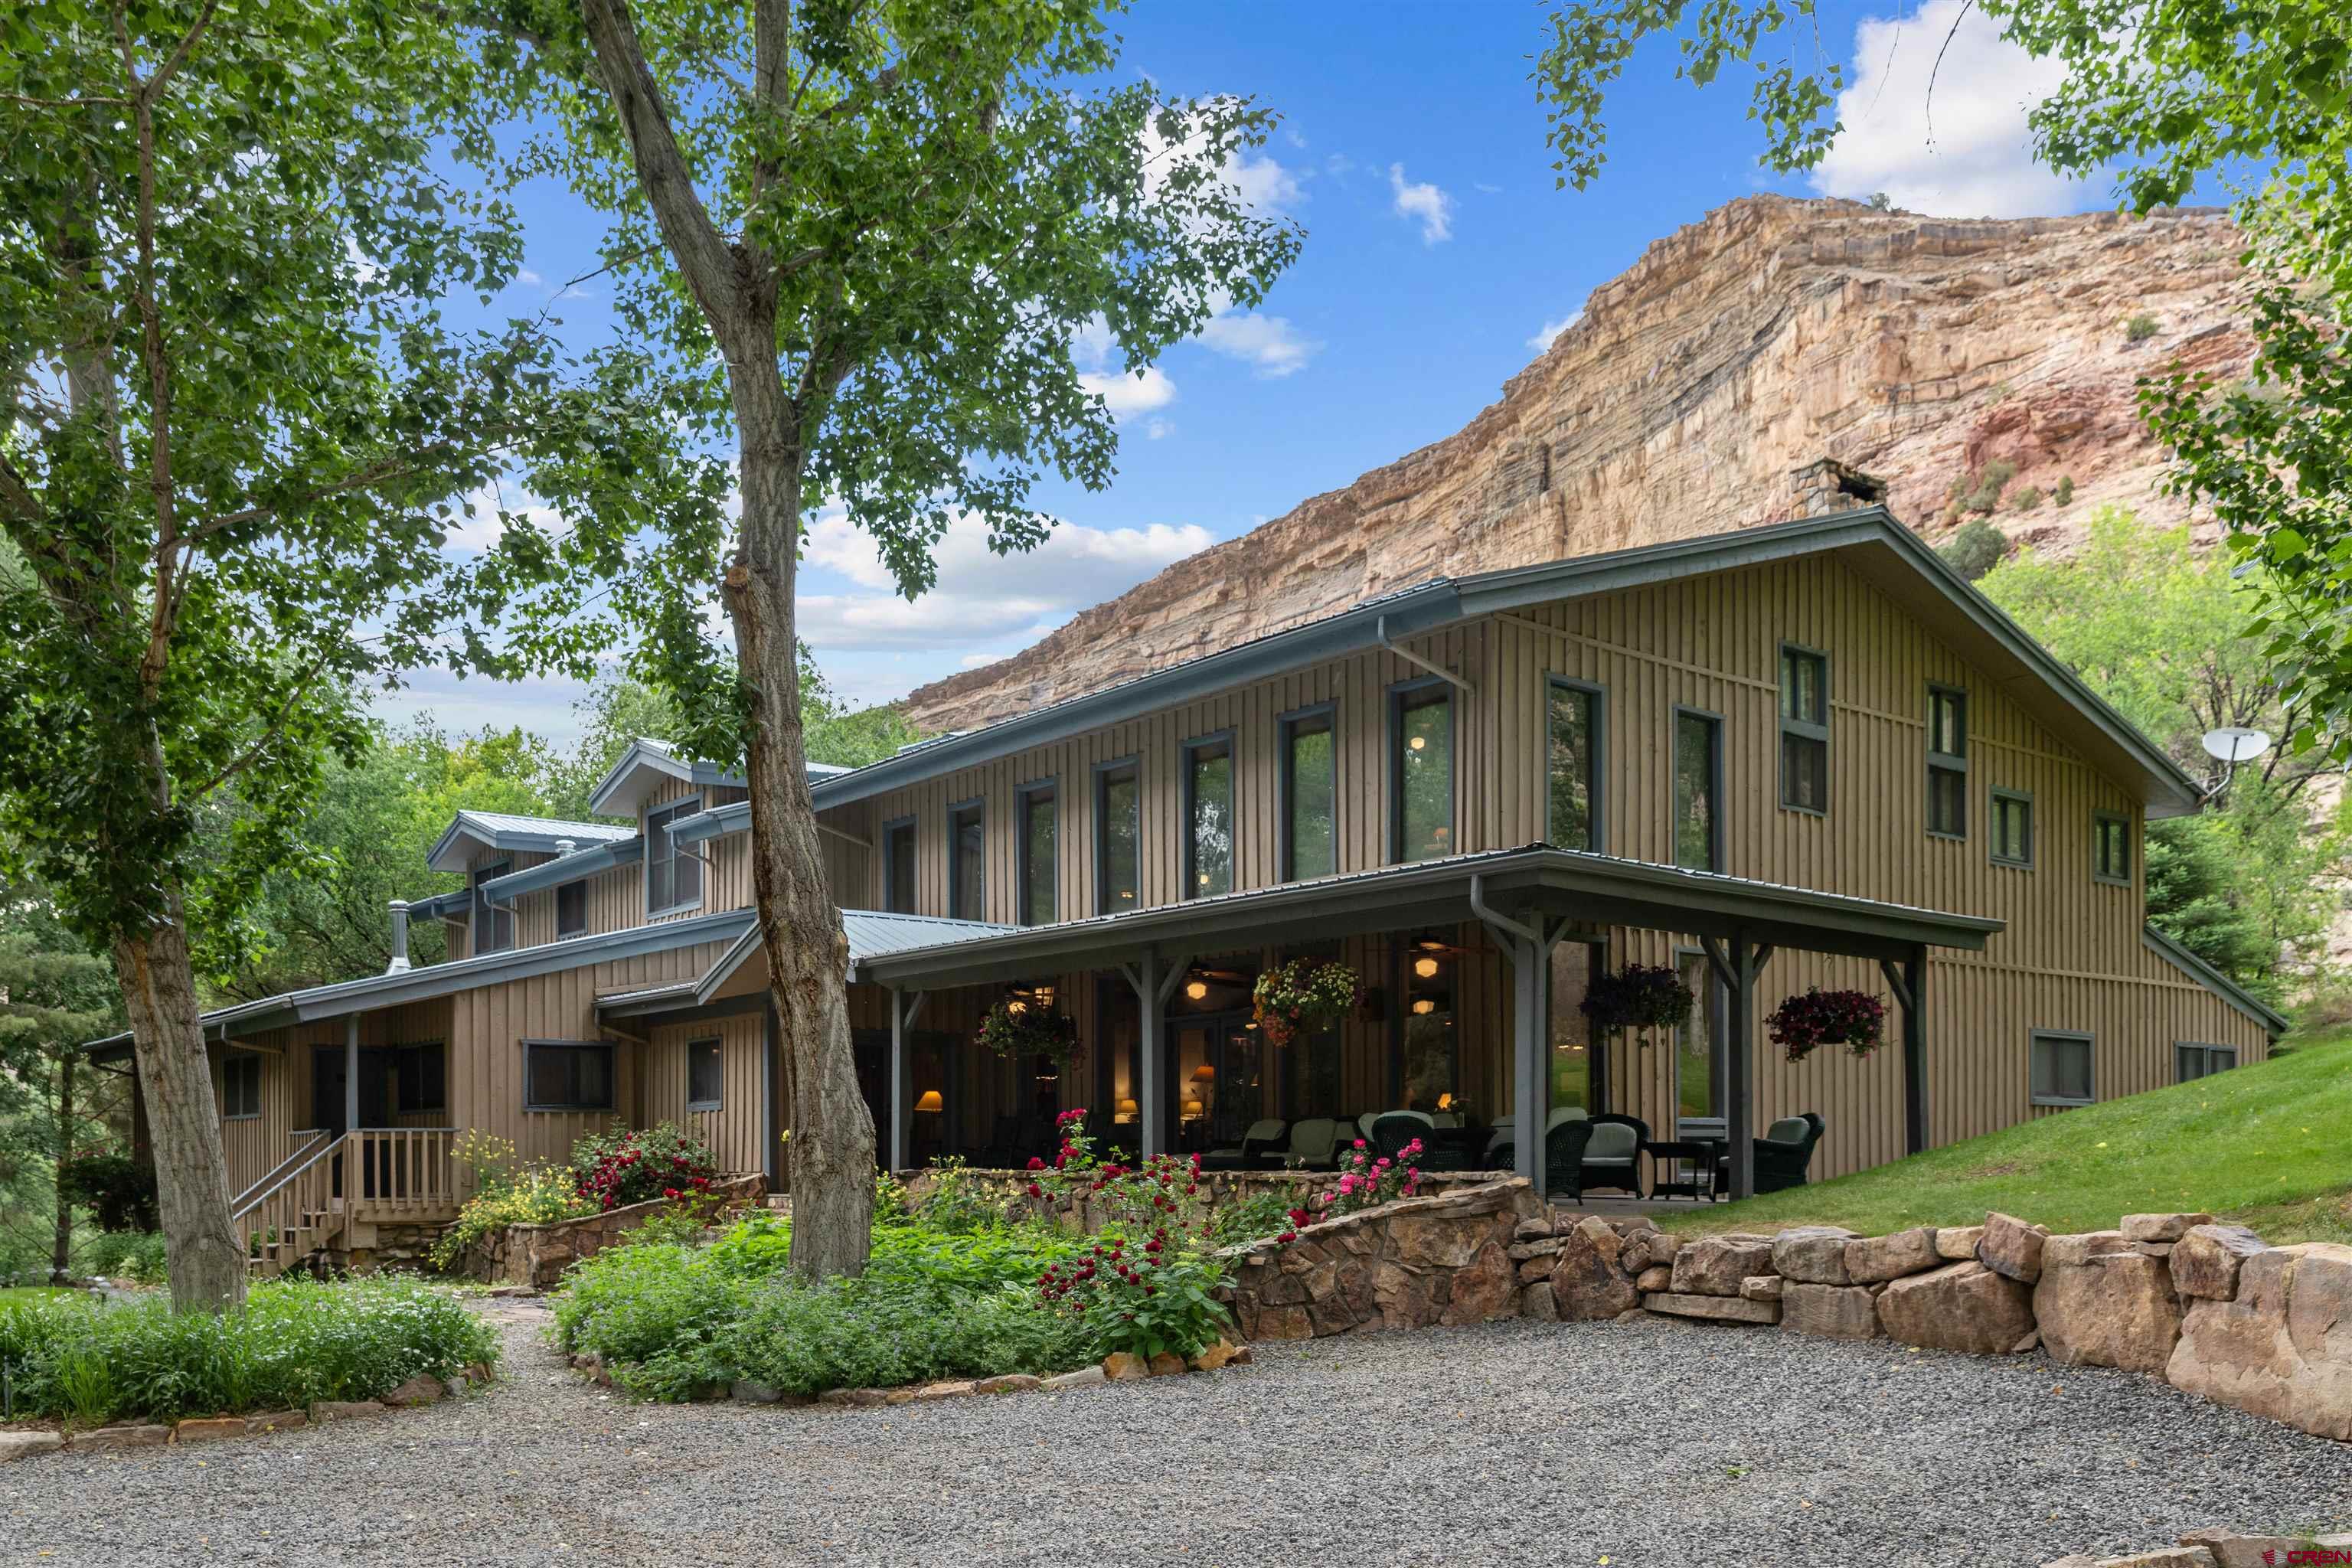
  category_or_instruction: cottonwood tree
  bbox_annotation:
[459,0,1300,1278]
[0,0,716,1309]
[1534,0,2352,760]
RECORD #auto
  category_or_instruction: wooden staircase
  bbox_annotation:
[232,1128,460,1277]
[234,1132,347,1278]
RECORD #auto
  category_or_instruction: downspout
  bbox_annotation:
[1377,615,1476,695]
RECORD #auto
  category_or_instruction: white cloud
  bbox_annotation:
[796,510,1215,654]
[518,268,544,287]
[1144,417,1174,441]
[1196,311,1321,378]
[959,652,1008,671]
[1325,153,1356,179]
[1811,0,2081,218]
[442,485,564,554]
[1076,364,1178,420]
[1527,307,1584,352]
[1474,181,1503,196]
[1388,163,1455,244]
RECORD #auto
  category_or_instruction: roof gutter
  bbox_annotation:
[479,837,644,901]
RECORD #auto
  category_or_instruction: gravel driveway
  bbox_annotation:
[8,1297,2352,1566]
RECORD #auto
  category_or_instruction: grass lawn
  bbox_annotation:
[0,1287,91,1306]
[1661,1025,2352,1243]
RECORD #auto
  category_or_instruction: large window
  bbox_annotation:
[526,1040,616,1112]
[2093,811,2132,885]
[471,859,514,956]
[1390,681,1455,864]
[1674,950,1727,1133]
[2176,1042,2238,1083]
[1279,707,1337,882]
[1778,645,1829,814]
[394,1043,446,1116]
[1018,783,1057,926]
[1671,708,1723,872]
[1991,789,2034,869]
[221,1051,262,1119]
[1397,939,1457,1112]
[1927,686,1968,839]
[1548,941,1601,1116]
[1184,734,1234,900]
[948,800,986,923]
[645,795,704,916]
[556,880,587,939]
[2030,1031,2093,1107]
[1096,760,1139,914]
[883,818,917,913]
[687,1038,724,1110]
[1546,678,1602,851]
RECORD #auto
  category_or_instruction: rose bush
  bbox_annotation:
[570,1122,721,1211]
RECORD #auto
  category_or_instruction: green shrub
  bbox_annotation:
[571,1122,722,1210]
[429,1161,593,1271]
[1960,459,2017,514]
[57,1152,158,1233]
[2126,312,2161,341]
[909,1157,1013,1234]
[1939,518,2008,581]
[80,1230,168,1283]
[2010,484,2043,511]
[2053,475,2075,506]
[0,1276,496,1424]
[1207,1188,1295,1250]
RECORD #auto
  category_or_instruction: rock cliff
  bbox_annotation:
[903,194,2249,731]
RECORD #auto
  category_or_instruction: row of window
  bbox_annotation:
[462,797,707,958]
[521,1037,724,1113]
[221,1043,449,1119]
[2029,1031,2239,1107]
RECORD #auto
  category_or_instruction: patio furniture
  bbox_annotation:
[1550,1113,1646,1201]
[1715,1113,1824,1194]
[1370,1111,1435,1163]
[1285,1116,1344,1169]
[1642,1137,1725,1201]
[1201,1118,1289,1171]
[1484,1104,1589,1166]
[1416,1125,1491,1171]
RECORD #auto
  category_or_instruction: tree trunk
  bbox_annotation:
[113,896,246,1311]
[729,413,875,1281]
[50,1046,76,1285]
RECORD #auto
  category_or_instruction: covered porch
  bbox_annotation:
[854,846,2001,1200]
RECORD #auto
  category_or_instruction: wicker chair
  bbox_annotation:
[1370,1111,1436,1163]
[1201,1118,1289,1171]
[1714,1113,1824,1194]
[1548,1112,1648,1201]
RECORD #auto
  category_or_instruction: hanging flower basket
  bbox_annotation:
[1767,988,1887,1062]
[1580,963,1694,1040]
[977,996,1083,1067]
[1252,959,1362,1050]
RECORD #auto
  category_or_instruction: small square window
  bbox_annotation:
[557,880,588,938]
[2175,1042,2238,1083]
[221,1052,262,1119]
[686,1038,724,1111]
[2030,1032,2093,1106]
[1990,789,2034,868]
[2092,812,2132,885]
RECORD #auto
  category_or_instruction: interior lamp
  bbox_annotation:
[1191,1063,1215,1082]
[1116,1096,1139,1120]
[1437,1093,1453,1110]
[1181,1098,1204,1118]
[914,1090,943,1112]
[1408,735,1426,751]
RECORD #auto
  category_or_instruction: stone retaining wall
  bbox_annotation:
[900,1165,1509,1238]
[465,1174,767,1287]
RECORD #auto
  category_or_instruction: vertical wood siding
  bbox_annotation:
[637,1011,767,1174]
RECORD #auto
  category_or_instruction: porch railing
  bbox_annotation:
[230,1132,345,1277]
[348,1128,458,1217]
[230,1128,330,1210]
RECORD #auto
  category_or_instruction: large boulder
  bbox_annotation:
[1439,1240,1521,1326]
[1671,1234,1777,1296]
[1771,1225,1859,1285]
[1781,1282,1881,1340]
[2170,1224,2268,1302]
[1845,1227,1941,1284]
[2122,1212,2214,1243]
[1551,1215,1641,1321]
[2037,1232,2182,1374]
[1877,1261,2034,1355]
[1980,1211,2050,1283]
[2167,1243,2352,1441]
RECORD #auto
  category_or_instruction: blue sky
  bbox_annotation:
[383,0,2151,746]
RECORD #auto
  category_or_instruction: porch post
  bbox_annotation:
[1903,947,1929,1156]
[1137,950,1162,1160]
[1510,935,1543,1194]
[887,986,908,1174]
[1725,934,1756,1201]
[343,1013,360,1135]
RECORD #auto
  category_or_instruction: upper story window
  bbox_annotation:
[1390,681,1455,863]
[1990,789,2034,869]
[1279,706,1336,882]
[221,1051,262,1119]
[948,799,986,923]
[1926,686,1968,839]
[2092,810,2132,885]
[1778,645,1829,814]
[472,858,514,956]
[883,818,917,913]
[1671,707,1723,873]
[1184,734,1234,899]
[1546,678,1602,851]
[556,880,587,939]
[686,1037,724,1111]
[645,795,704,916]
[1018,782,1057,926]
[1096,760,1139,913]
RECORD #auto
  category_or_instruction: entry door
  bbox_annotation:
[1168,1012,1264,1153]
[312,1045,346,1135]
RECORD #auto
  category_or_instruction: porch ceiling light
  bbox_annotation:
[1185,978,1208,1001]
[1411,998,1436,1016]
[914,1090,943,1112]
[1413,955,1441,979]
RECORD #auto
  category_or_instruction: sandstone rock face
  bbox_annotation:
[1877,1263,2035,1355]
[2037,1233,2184,1374]
[1981,1212,2051,1283]
[906,198,2250,740]
[1223,1179,1534,1339]
[2167,1243,2352,1441]
[0,1431,63,1462]
[1642,1292,1780,1325]
[1846,1227,1941,1285]
[1741,1276,1784,1302]
[1520,1282,1559,1322]
[1102,1352,1150,1381]
[1635,1266,1671,1292]
[173,1418,245,1442]
[2123,1213,2215,1243]
[1551,1215,1641,1321]
[1936,1226,1984,1261]
[2171,1224,2269,1301]
[1672,1235,1778,1297]
[1782,1283,1881,1341]
[1771,1226,1858,1285]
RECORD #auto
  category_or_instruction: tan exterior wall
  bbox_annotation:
[637,1011,768,1175]
[211,998,453,1197]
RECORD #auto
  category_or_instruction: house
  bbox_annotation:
[89,485,2283,1271]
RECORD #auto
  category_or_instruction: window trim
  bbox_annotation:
[471,858,514,957]
[394,1040,447,1116]
[1543,675,1607,853]
[1014,778,1059,927]
[522,1038,619,1113]
[880,815,918,914]
[1670,704,1726,874]
[221,1050,263,1121]
[2174,1040,2239,1083]
[945,796,987,924]
[1989,787,2036,870]
[2029,1029,2095,1108]
[685,1036,725,1112]
[2092,809,2132,887]
[1387,676,1457,865]
[644,794,706,918]
[1093,756,1142,916]
[1926,684,1969,841]
[1180,729,1236,901]
[1275,701,1338,884]
[1776,642,1831,817]
[555,878,589,940]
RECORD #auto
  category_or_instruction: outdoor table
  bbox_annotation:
[1642,1138,1726,1202]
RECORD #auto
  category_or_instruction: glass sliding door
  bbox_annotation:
[1674,949,1729,1138]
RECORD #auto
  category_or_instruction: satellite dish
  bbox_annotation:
[2200,727,2272,764]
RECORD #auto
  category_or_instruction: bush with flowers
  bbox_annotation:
[1283,1136,1426,1236]
[975,995,1083,1067]
[1580,962,1694,1039]
[570,1122,721,1211]
[428,1131,596,1270]
[1026,1109,1235,1361]
[1766,987,1887,1062]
